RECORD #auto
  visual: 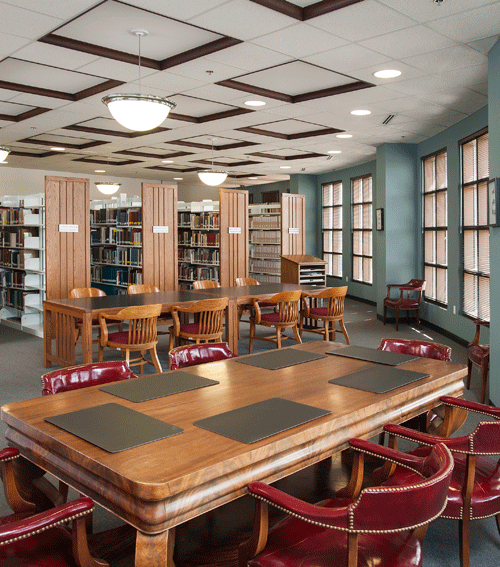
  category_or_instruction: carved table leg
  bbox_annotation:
[136,528,176,567]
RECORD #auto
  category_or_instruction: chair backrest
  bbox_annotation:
[258,290,302,323]
[351,442,452,532]
[379,338,451,362]
[169,342,237,370]
[41,361,137,395]
[128,284,160,294]
[408,279,426,290]
[235,278,260,286]
[69,287,105,299]
[302,286,348,316]
[193,280,220,290]
[100,304,162,346]
[171,297,228,335]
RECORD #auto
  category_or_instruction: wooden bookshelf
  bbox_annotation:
[249,202,281,283]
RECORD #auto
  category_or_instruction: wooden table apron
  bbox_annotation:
[3,341,466,567]
[43,290,216,368]
[200,283,326,355]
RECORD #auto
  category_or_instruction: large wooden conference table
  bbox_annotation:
[2,341,466,567]
[43,283,323,367]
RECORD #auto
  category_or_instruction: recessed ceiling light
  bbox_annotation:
[350,109,371,116]
[327,150,342,154]
[244,100,266,107]
[95,169,106,173]
[336,134,353,138]
[373,69,401,79]
[280,166,291,169]
[0,161,8,164]
[162,160,173,163]
[50,147,65,151]
[173,177,183,180]
[248,177,259,179]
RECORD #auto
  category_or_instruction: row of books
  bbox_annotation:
[249,244,280,258]
[251,230,280,245]
[91,208,142,226]
[91,246,142,266]
[91,227,142,246]
[250,215,280,229]
[0,207,40,225]
[0,229,35,248]
[0,288,38,310]
[179,264,219,281]
[91,266,143,286]
[250,273,280,283]
[0,269,25,288]
[0,249,37,269]
[250,259,281,274]
[191,232,219,247]
[178,248,220,265]
[190,212,220,229]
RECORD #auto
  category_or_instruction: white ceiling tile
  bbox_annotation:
[251,23,348,58]
[161,57,244,84]
[359,24,456,59]
[467,34,500,53]
[376,0,500,23]
[0,2,62,39]
[13,42,100,70]
[426,2,500,43]
[188,0,295,41]
[75,58,158,82]
[123,0,230,21]
[401,45,487,74]
[0,1,102,21]
[205,42,292,72]
[0,32,32,57]
[181,83,251,103]
[308,0,418,42]
[303,44,391,74]
[139,71,207,94]
[7,93,73,108]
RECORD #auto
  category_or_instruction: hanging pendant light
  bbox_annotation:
[102,30,176,131]
[95,182,121,195]
[198,139,228,186]
[0,147,11,163]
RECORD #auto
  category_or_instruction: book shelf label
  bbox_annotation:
[228,226,241,234]
[288,227,299,234]
[59,224,78,232]
[152,226,169,233]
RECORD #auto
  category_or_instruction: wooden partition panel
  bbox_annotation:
[45,176,90,300]
[281,193,305,256]
[219,188,249,287]
[142,183,178,291]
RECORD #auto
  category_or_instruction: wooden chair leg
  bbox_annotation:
[249,320,255,354]
[466,359,473,389]
[292,324,302,345]
[395,307,400,331]
[383,305,387,325]
[323,320,329,341]
[339,319,350,345]
[495,513,500,537]
[480,361,489,404]
[459,517,471,567]
[97,344,103,362]
[169,332,175,351]
[276,326,281,349]
[299,315,304,339]
[151,346,162,373]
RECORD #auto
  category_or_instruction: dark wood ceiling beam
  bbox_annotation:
[160,37,242,70]
[216,79,292,102]
[114,150,192,159]
[168,140,257,150]
[74,80,124,101]
[248,151,325,160]
[198,107,253,123]
[0,80,74,101]
[248,0,303,20]
[237,126,288,139]
[194,159,260,167]
[72,157,142,166]
[0,107,50,122]
[303,0,365,20]
[146,165,202,173]
[238,125,343,140]
[17,137,108,150]
[65,124,169,138]
[293,80,373,103]
[39,34,160,69]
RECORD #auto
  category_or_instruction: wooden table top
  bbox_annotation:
[200,282,324,302]
[2,341,465,533]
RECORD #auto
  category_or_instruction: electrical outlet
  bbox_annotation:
[346,276,349,281]
[453,305,456,315]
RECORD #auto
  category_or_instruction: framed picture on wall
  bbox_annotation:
[376,208,384,231]
[488,178,500,227]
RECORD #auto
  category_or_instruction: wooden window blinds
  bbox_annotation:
[351,175,372,285]
[322,181,342,277]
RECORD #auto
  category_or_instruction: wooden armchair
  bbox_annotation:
[193,280,220,290]
[383,279,426,330]
[98,304,163,374]
[249,290,302,352]
[169,297,228,351]
[466,320,490,403]
[300,286,349,343]
[239,438,452,567]
[127,283,171,333]
[382,396,500,567]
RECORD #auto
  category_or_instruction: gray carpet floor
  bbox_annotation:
[0,298,498,566]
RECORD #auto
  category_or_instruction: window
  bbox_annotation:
[351,175,372,284]
[423,149,448,305]
[461,129,489,320]
[322,182,342,277]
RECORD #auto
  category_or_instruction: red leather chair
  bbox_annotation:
[383,279,426,331]
[378,338,451,361]
[41,360,137,395]
[239,438,453,567]
[0,447,107,567]
[169,342,237,370]
[382,396,500,567]
[466,320,490,403]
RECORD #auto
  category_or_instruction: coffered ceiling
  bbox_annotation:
[0,0,497,187]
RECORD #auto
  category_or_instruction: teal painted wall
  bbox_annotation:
[290,174,320,256]
[247,180,289,203]
[488,40,500,404]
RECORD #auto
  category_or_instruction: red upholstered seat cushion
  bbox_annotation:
[385,299,420,309]
[261,313,283,323]
[309,307,331,317]
[108,331,132,344]
[247,497,422,567]
[468,344,490,365]
[179,323,218,336]
[76,318,99,326]
[382,446,500,520]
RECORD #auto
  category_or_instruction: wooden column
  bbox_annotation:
[142,183,178,291]
[219,188,249,287]
[45,176,90,300]
[281,193,305,255]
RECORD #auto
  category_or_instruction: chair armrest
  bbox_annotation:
[0,447,19,462]
[469,320,489,346]
[248,482,350,530]
[252,298,262,324]
[384,423,471,453]
[0,497,93,544]
[349,438,431,474]
[440,396,500,419]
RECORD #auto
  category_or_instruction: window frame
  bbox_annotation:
[321,181,342,278]
[351,174,373,285]
[422,148,448,307]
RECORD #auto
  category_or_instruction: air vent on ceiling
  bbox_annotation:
[382,114,395,125]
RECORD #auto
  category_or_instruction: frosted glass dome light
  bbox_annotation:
[102,94,176,131]
[0,147,10,163]
[198,171,228,186]
[95,182,121,195]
